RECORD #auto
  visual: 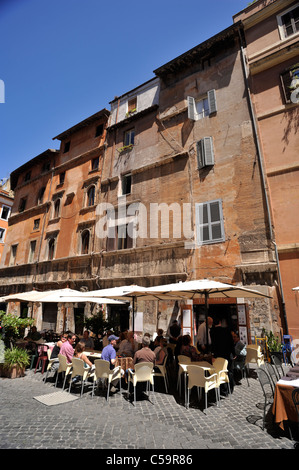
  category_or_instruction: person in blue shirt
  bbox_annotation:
[101,334,120,392]
[101,334,119,368]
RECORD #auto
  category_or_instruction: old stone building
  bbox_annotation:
[0,18,288,344]
[234,0,299,343]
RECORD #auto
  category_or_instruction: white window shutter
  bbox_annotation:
[187,96,196,120]
[203,137,214,166]
[197,137,214,169]
[196,141,204,169]
[208,89,217,114]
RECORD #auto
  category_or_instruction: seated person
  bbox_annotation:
[231,331,247,381]
[180,334,204,362]
[25,326,41,342]
[50,333,68,370]
[118,331,135,357]
[81,330,94,350]
[101,334,120,392]
[133,335,156,365]
[60,333,76,364]
[153,337,168,373]
[73,341,94,369]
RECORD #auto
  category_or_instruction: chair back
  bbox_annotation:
[71,357,85,377]
[245,345,263,365]
[256,367,274,397]
[186,365,206,388]
[264,362,279,384]
[37,344,48,357]
[271,355,283,378]
[94,359,111,379]
[58,353,68,372]
[213,357,228,372]
[134,362,154,381]
[178,355,191,364]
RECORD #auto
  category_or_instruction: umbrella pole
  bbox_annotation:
[205,292,209,352]
[132,297,135,334]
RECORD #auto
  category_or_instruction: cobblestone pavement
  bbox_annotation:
[0,363,297,452]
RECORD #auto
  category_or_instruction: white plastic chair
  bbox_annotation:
[186,365,219,411]
[177,355,191,398]
[68,357,95,396]
[153,353,169,393]
[92,359,122,402]
[127,362,154,406]
[212,357,231,399]
[55,354,72,390]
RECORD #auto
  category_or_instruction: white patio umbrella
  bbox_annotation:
[3,288,81,303]
[123,279,272,349]
[77,285,147,333]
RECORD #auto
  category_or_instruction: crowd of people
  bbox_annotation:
[24,316,247,395]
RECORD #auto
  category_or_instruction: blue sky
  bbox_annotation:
[0,0,249,179]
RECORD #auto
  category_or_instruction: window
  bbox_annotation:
[0,205,10,220]
[37,187,46,205]
[95,124,104,137]
[91,157,99,171]
[48,237,56,260]
[59,172,65,185]
[187,90,217,121]
[53,198,61,219]
[9,244,18,266]
[42,161,51,173]
[81,230,90,255]
[196,137,215,169]
[124,129,135,146]
[195,199,225,245]
[63,141,70,153]
[28,240,36,263]
[280,64,299,103]
[24,171,31,182]
[87,185,95,207]
[18,197,27,213]
[121,174,132,195]
[127,97,137,114]
[278,4,299,39]
[0,227,5,243]
[33,219,40,230]
[117,224,133,250]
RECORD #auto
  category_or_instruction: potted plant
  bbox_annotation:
[0,347,30,378]
[263,329,283,361]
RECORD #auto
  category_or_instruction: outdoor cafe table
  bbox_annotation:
[272,377,299,430]
[84,351,102,361]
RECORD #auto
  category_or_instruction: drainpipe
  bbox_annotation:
[238,29,289,334]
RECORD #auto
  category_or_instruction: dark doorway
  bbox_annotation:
[74,304,85,335]
[193,303,238,334]
[108,305,130,333]
[42,303,58,331]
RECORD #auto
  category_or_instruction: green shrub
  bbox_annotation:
[3,347,30,369]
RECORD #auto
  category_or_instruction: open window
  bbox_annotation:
[277,4,299,39]
[187,90,217,121]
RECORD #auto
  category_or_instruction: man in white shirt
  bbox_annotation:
[196,316,213,352]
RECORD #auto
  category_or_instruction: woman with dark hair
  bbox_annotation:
[74,341,94,368]
[180,335,203,362]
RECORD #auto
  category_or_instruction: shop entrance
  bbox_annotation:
[193,303,238,333]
